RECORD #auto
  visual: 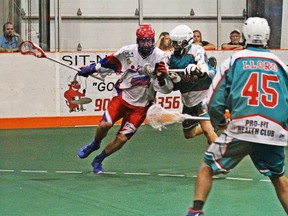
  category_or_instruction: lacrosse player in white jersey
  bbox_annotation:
[76,24,173,173]
[185,17,288,216]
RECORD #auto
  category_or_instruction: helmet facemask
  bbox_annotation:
[137,38,155,59]
[171,39,191,57]
[136,24,155,59]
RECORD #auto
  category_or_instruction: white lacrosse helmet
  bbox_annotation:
[170,25,193,46]
[243,17,270,46]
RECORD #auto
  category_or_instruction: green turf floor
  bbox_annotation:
[0,125,287,216]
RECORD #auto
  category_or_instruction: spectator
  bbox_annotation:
[192,30,216,50]
[185,17,288,216]
[0,22,23,52]
[221,29,245,50]
[156,31,173,53]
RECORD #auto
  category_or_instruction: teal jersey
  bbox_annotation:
[169,44,214,107]
[206,47,288,146]
[170,44,213,92]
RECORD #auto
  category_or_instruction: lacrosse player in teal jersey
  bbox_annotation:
[185,17,288,216]
[168,25,218,145]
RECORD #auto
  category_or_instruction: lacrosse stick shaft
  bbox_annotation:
[143,63,185,74]
[46,56,79,72]
[183,114,210,121]
[20,41,104,81]
[46,56,104,81]
[168,69,185,73]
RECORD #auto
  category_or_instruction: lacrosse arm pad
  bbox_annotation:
[78,63,98,77]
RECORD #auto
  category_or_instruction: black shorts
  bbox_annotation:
[182,102,203,131]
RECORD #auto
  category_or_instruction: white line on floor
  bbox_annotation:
[0,169,15,172]
[21,170,48,173]
[158,174,185,177]
[56,171,83,174]
[3,169,270,182]
[124,172,151,176]
[226,177,253,181]
[87,171,117,175]
[259,179,271,182]
[101,171,117,175]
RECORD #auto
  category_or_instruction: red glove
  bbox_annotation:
[156,61,167,74]
[156,61,167,81]
[155,61,167,86]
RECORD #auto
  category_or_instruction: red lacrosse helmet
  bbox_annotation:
[136,24,155,39]
[136,24,155,58]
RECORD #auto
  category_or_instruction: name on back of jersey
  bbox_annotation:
[243,60,277,72]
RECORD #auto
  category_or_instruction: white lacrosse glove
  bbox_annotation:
[168,72,181,83]
[184,64,202,82]
[185,64,203,75]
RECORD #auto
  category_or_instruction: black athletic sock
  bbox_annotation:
[95,150,109,162]
[93,138,101,149]
[193,200,204,210]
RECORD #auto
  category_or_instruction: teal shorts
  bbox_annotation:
[204,133,286,179]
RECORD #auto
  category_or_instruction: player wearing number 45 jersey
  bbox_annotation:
[185,17,288,216]
[76,24,173,173]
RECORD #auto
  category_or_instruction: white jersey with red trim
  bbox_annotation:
[98,44,173,107]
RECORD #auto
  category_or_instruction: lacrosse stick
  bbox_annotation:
[142,63,184,76]
[146,104,210,131]
[20,41,104,81]
[142,63,203,82]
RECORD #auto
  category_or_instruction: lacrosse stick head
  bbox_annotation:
[20,41,47,58]
[142,63,156,78]
[146,104,185,131]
